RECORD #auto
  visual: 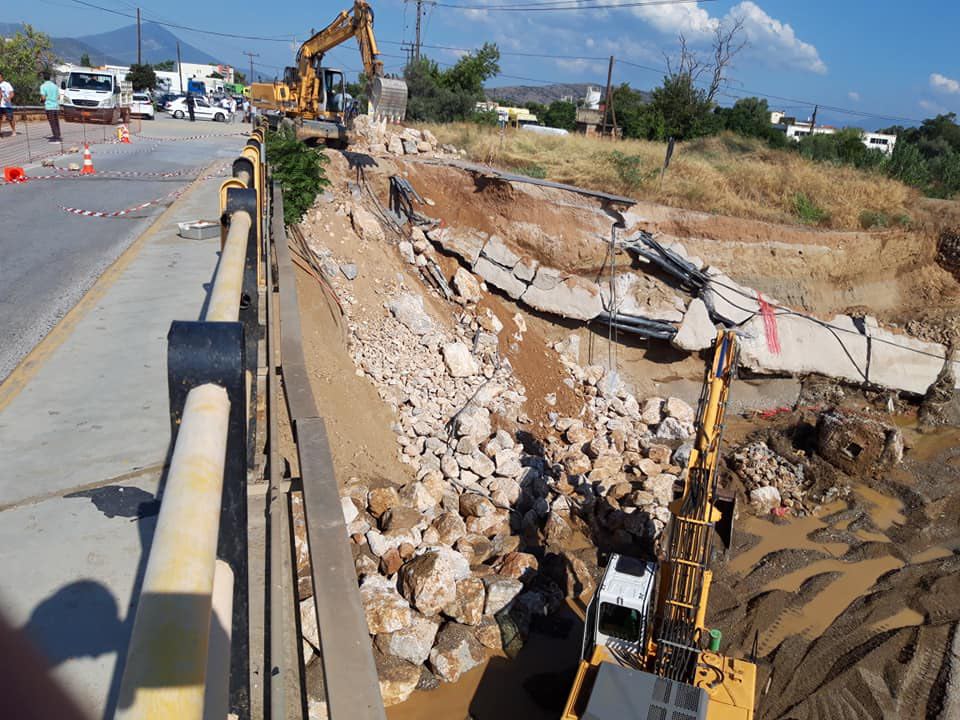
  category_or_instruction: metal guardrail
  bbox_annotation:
[112,121,387,720]
[114,127,265,720]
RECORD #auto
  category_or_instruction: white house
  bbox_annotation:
[770,111,898,155]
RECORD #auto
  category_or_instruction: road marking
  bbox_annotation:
[0,159,223,414]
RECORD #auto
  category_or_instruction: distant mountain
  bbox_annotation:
[486,82,651,106]
[0,21,220,66]
[76,22,219,65]
[486,83,597,106]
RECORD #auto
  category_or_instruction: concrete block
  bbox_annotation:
[430,227,487,267]
[530,265,564,291]
[473,256,528,299]
[513,256,539,282]
[704,270,761,325]
[522,275,603,321]
[480,234,520,269]
[671,298,715,352]
[865,320,959,395]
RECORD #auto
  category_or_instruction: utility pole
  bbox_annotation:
[601,55,614,139]
[243,51,259,84]
[415,0,423,60]
[136,8,142,65]
[809,104,818,138]
[176,41,183,94]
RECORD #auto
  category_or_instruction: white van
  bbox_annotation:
[59,66,133,123]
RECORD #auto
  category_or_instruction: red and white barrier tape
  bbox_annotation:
[59,188,184,218]
[138,132,250,142]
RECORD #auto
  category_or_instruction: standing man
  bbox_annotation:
[39,72,61,143]
[0,72,16,138]
[185,92,196,122]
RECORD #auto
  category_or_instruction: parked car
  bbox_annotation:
[156,93,182,109]
[130,93,155,119]
[164,96,228,122]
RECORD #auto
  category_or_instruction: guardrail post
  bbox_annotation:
[167,320,249,716]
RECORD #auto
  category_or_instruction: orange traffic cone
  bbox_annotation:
[3,166,26,183]
[118,125,131,144]
[80,144,95,175]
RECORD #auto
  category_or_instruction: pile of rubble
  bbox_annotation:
[296,218,699,703]
[351,115,464,159]
[731,441,806,513]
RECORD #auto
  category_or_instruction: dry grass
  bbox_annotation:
[423,123,920,231]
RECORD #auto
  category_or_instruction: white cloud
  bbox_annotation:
[848,91,860,102]
[930,73,960,94]
[732,2,827,74]
[632,2,718,37]
[628,1,826,75]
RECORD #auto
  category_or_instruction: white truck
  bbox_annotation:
[58,65,133,124]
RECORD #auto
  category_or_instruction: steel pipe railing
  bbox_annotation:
[206,210,253,323]
[114,129,265,720]
[115,383,231,719]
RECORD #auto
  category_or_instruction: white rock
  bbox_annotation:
[655,416,693,441]
[443,342,480,377]
[341,496,359,524]
[480,235,520,269]
[360,574,413,634]
[483,575,524,615]
[671,298,716,352]
[375,612,440,665]
[473,256,528,300]
[641,397,663,424]
[351,206,385,243]
[522,273,604,321]
[398,240,416,264]
[388,293,434,336]
[664,397,695,424]
[750,485,782,513]
[452,267,482,303]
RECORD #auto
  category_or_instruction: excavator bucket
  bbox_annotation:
[370,77,408,122]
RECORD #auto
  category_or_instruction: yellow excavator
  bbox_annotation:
[562,330,757,720]
[252,0,407,145]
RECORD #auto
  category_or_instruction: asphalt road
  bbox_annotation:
[0,116,246,380]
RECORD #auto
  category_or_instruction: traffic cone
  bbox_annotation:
[3,166,26,183]
[80,144,95,175]
[118,125,131,144]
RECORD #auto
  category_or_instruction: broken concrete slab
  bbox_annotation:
[473,256,528,300]
[429,227,487,267]
[530,265,564,292]
[480,235,520,269]
[738,311,960,396]
[703,269,762,326]
[522,275,604,321]
[671,298,715,352]
[513,256,539,283]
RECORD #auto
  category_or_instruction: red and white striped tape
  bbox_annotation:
[59,188,184,218]
[137,132,250,142]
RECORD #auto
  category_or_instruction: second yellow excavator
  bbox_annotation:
[562,330,758,720]
[253,0,407,144]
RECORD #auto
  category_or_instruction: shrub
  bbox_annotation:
[859,210,889,229]
[610,151,646,189]
[516,164,547,179]
[265,127,329,225]
[793,193,829,225]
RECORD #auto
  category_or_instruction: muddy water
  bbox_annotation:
[758,555,904,654]
[853,485,906,530]
[726,508,849,576]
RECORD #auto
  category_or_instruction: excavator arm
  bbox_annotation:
[292,0,405,121]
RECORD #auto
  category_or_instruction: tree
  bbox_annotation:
[887,139,930,188]
[404,44,501,123]
[207,71,224,79]
[611,84,653,139]
[440,43,500,96]
[154,60,176,71]
[80,52,91,67]
[647,20,747,141]
[0,24,57,101]
[127,63,157,91]
[648,72,717,141]
[543,100,576,130]
[234,70,246,84]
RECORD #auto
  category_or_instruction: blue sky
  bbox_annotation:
[12,0,959,128]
